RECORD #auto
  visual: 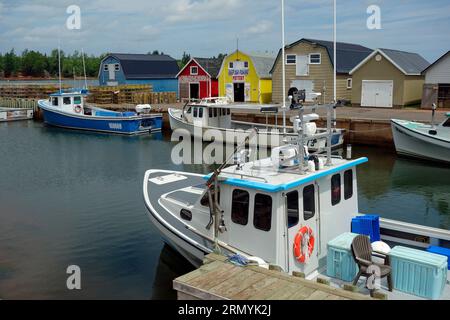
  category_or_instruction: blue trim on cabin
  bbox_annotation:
[204,157,369,192]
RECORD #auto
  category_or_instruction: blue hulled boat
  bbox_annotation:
[38,89,163,135]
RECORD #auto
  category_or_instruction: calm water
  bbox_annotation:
[0,121,449,299]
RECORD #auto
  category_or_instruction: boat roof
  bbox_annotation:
[205,157,368,192]
[49,89,89,97]
[189,102,282,113]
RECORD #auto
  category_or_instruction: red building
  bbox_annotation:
[177,57,223,100]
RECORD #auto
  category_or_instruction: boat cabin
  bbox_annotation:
[48,90,89,115]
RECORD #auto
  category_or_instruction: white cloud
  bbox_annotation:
[164,0,241,23]
[245,20,273,35]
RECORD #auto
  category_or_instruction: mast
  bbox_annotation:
[81,48,88,90]
[58,44,62,93]
[333,0,337,129]
[281,0,287,134]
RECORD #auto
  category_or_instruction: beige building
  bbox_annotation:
[421,51,450,109]
[350,49,430,108]
[270,38,372,104]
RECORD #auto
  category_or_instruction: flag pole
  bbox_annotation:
[333,0,337,129]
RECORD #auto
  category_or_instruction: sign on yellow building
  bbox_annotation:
[218,50,275,104]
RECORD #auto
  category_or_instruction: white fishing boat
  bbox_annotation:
[168,97,345,151]
[0,107,34,122]
[391,107,450,164]
[144,98,450,300]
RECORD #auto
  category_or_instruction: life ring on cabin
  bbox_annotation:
[74,105,82,113]
[293,226,315,263]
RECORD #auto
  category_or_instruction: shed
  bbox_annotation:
[217,50,275,104]
[98,53,180,95]
[350,49,430,108]
[421,51,450,109]
[176,57,223,101]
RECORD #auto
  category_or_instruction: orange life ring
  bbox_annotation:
[74,105,82,113]
[293,226,315,263]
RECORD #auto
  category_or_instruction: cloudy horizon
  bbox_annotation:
[0,0,449,62]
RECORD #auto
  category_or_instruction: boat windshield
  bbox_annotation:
[74,96,82,104]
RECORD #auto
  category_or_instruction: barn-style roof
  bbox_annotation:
[104,53,180,79]
[270,38,372,74]
[176,57,224,79]
[350,48,430,75]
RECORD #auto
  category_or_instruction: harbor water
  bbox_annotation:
[0,120,449,299]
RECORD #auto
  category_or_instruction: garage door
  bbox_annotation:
[361,80,393,108]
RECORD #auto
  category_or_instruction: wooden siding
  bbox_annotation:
[403,76,425,105]
[272,42,350,104]
[425,53,450,84]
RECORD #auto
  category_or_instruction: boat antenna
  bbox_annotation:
[81,48,88,90]
[73,67,76,89]
[281,0,287,134]
[58,42,62,93]
[333,0,337,129]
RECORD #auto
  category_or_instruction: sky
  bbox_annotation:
[0,0,449,62]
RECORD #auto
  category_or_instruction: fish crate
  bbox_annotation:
[390,246,448,300]
[326,232,359,282]
[351,215,380,242]
[427,246,450,270]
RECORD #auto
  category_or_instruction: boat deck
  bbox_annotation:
[173,253,373,300]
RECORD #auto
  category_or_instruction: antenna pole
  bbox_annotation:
[82,48,88,90]
[281,0,287,134]
[58,43,62,93]
[333,0,337,128]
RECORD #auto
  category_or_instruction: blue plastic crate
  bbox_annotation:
[390,246,447,300]
[351,215,380,242]
[326,232,359,282]
[427,246,450,270]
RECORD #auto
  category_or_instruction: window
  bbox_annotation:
[193,107,198,118]
[214,108,218,117]
[180,209,192,221]
[303,185,315,221]
[244,61,249,68]
[309,53,321,64]
[104,64,109,71]
[52,97,59,106]
[198,107,203,118]
[347,78,353,89]
[114,64,120,71]
[200,188,220,207]
[286,55,296,65]
[443,118,450,127]
[227,108,231,115]
[74,96,82,104]
[231,189,249,225]
[344,170,353,200]
[186,107,192,114]
[63,97,71,105]
[190,66,198,75]
[254,194,272,231]
[287,191,299,228]
[331,174,341,206]
[209,108,213,118]
[229,62,234,69]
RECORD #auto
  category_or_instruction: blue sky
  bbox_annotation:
[0,0,449,62]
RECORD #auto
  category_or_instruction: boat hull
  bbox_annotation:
[39,102,162,135]
[391,120,450,164]
[168,108,344,149]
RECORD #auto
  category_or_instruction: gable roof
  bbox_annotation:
[176,57,224,79]
[217,50,275,79]
[350,49,430,75]
[269,38,372,74]
[422,51,450,74]
[104,53,180,79]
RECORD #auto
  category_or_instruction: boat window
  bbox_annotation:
[287,190,299,228]
[254,194,272,232]
[214,108,218,117]
[52,97,59,106]
[209,108,213,118]
[443,118,450,127]
[198,107,203,118]
[231,189,249,226]
[200,188,220,207]
[73,96,82,104]
[227,108,231,115]
[186,107,192,114]
[303,185,315,220]
[344,170,353,200]
[331,174,341,206]
[180,209,192,221]
[63,97,71,105]
[193,107,198,118]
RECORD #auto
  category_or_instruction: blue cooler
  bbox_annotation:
[326,232,359,282]
[427,246,450,270]
[351,215,380,242]
[390,246,448,300]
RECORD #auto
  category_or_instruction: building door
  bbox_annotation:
[361,80,393,108]
[291,80,315,101]
[189,83,200,100]
[233,83,245,102]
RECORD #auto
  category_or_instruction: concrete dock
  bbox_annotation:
[173,253,373,300]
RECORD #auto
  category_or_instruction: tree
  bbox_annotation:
[3,49,18,77]
[21,50,48,77]
[180,51,191,68]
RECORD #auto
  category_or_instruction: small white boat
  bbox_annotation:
[0,107,34,122]
[391,110,450,164]
[144,103,450,300]
[169,97,344,151]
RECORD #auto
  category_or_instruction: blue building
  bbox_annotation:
[98,53,180,95]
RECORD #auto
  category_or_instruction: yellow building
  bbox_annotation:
[218,50,275,104]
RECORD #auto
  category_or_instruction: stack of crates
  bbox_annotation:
[351,215,380,243]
